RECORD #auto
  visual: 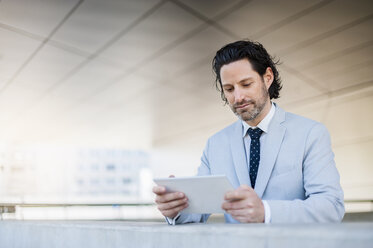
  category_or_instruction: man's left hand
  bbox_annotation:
[222,184,265,223]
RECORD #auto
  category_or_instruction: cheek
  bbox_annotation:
[226,95,235,105]
[223,92,232,101]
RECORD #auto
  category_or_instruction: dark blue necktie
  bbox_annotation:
[248,128,263,188]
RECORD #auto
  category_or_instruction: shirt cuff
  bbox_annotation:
[262,200,271,223]
[166,212,181,225]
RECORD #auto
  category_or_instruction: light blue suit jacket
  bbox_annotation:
[175,105,345,224]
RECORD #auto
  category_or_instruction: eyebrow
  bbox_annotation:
[238,77,254,83]
[222,77,254,86]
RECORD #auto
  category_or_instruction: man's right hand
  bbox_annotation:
[153,175,189,219]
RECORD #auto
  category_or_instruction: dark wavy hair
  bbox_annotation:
[212,40,282,104]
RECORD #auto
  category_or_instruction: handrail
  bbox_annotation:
[0,203,155,215]
[344,199,373,203]
[1,199,372,206]
[0,203,154,207]
[1,200,372,215]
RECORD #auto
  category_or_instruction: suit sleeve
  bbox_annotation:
[266,123,345,223]
[173,139,212,224]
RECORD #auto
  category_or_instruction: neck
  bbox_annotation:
[246,100,272,127]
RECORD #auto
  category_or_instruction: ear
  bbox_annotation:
[263,67,274,90]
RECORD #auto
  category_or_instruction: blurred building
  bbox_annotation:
[0,146,152,204]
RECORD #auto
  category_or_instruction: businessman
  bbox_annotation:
[153,40,345,224]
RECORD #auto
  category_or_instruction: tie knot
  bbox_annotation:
[248,128,263,139]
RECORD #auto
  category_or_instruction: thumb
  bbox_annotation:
[239,184,252,191]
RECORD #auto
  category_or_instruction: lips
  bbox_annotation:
[236,103,250,109]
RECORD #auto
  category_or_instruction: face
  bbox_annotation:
[220,59,273,125]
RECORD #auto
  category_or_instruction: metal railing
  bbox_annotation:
[1,200,372,220]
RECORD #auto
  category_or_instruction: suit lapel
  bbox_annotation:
[254,106,286,198]
[230,121,251,187]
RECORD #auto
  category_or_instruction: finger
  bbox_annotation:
[226,208,253,217]
[153,186,166,194]
[222,199,254,211]
[162,203,188,218]
[224,189,250,201]
[169,175,175,178]
[222,198,255,210]
[155,192,185,204]
[230,215,248,223]
[228,207,264,223]
[238,184,253,191]
[158,197,188,211]
[230,213,260,223]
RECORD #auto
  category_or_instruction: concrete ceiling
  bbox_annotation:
[0,0,372,151]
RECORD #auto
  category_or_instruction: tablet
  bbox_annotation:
[153,175,234,214]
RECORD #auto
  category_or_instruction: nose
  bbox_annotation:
[233,88,245,103]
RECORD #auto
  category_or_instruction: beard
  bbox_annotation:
[230,82,269,122]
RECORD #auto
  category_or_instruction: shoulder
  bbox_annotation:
[280,107,330,137]
[285,111,318,126]
[208,120,240,143]
[280,107,324,129]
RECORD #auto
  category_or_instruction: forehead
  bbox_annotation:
[220,59,257,85]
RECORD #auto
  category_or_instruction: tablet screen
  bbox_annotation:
[154,175,234,214]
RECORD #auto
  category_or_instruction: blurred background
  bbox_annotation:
[0,0,372,221]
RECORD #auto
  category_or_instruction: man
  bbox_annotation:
[153,40,345,224]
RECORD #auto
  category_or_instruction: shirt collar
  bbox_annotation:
[242,102,276,137]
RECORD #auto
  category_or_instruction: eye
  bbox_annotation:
[224,88,233,93]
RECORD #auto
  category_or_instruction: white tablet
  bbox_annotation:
[153,175,234,214]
